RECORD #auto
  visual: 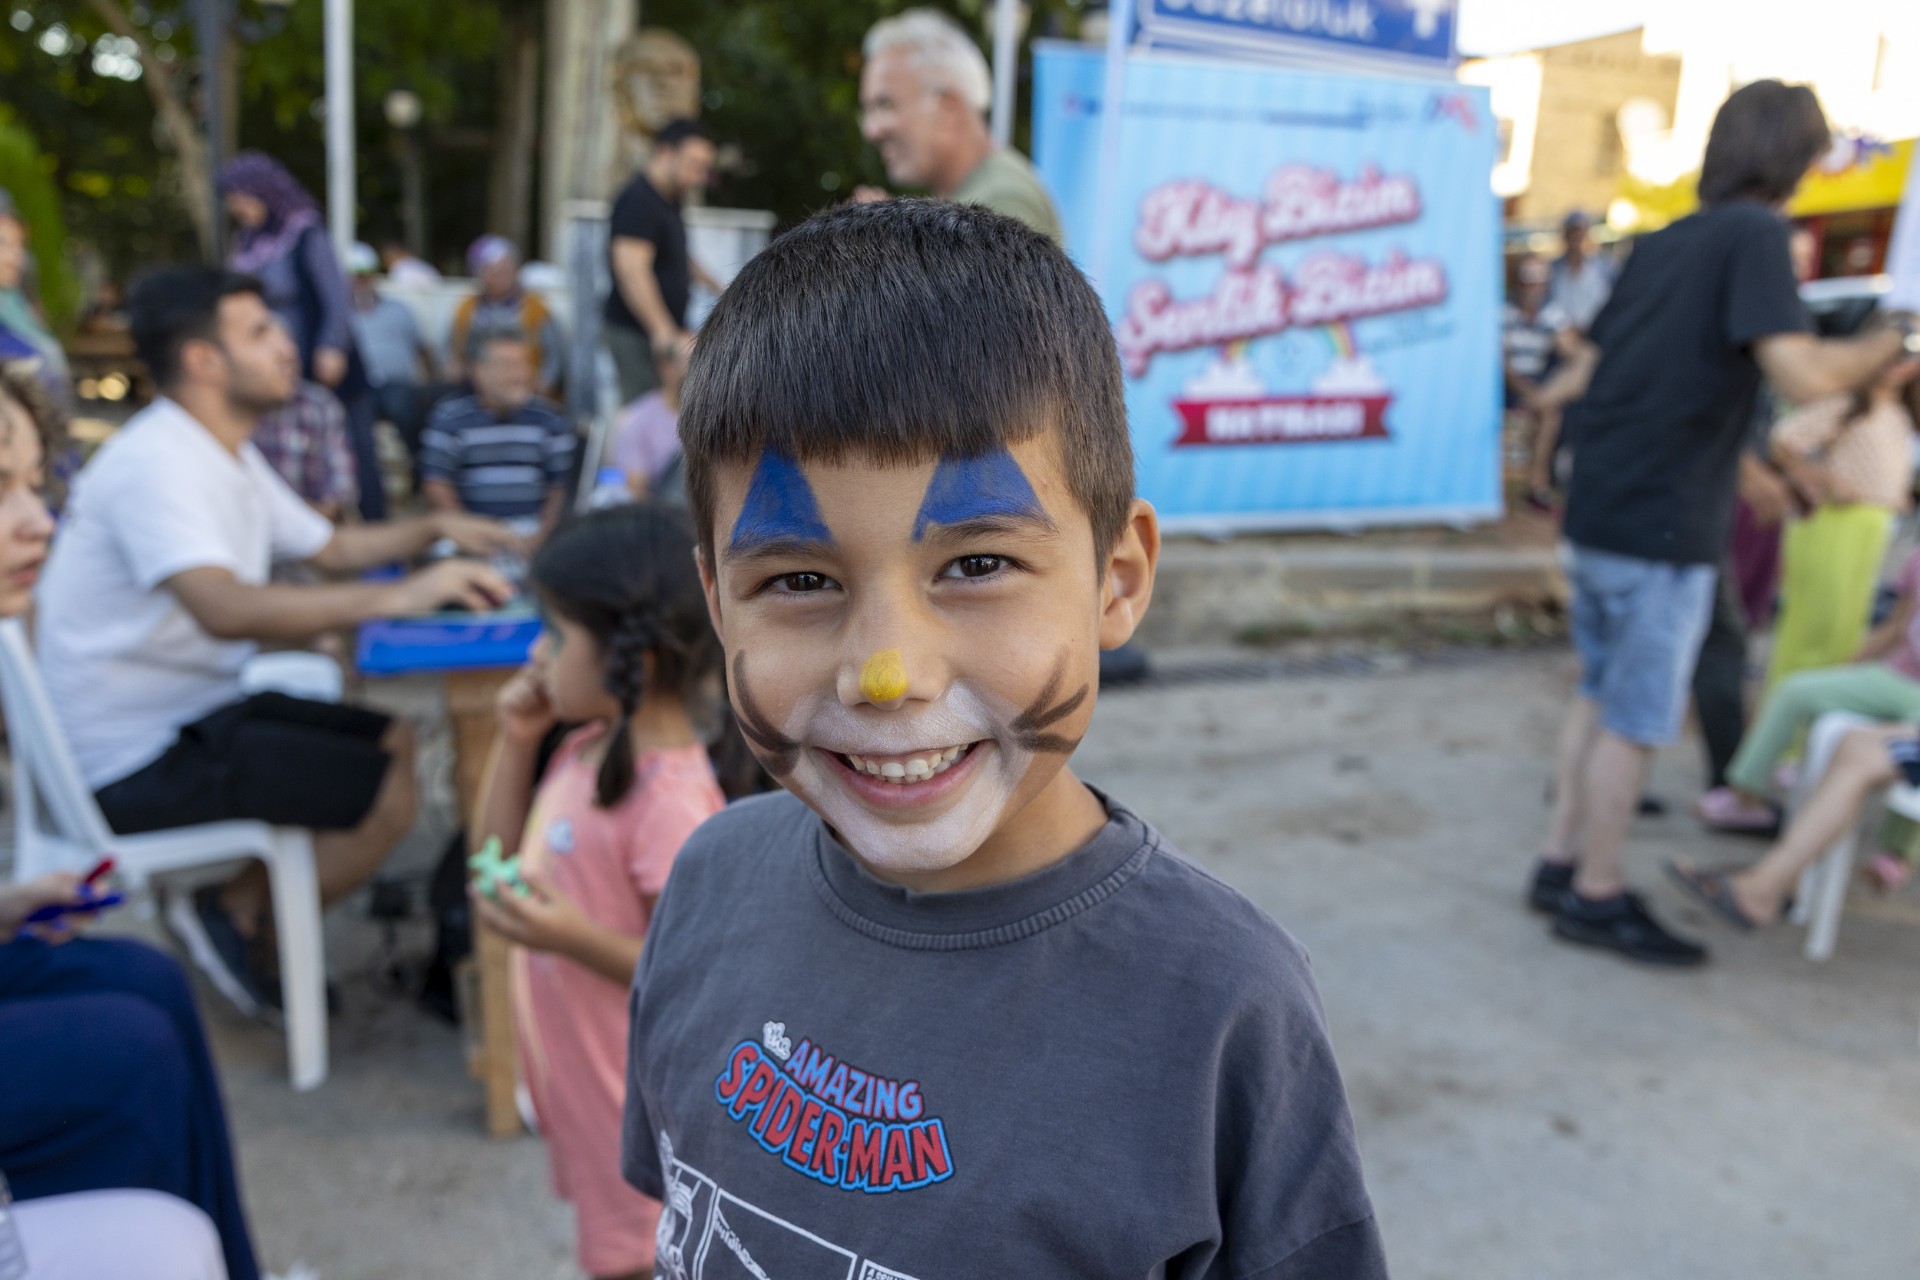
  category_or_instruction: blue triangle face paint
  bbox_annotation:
[912,448,1046,540]
[729,449,833,554]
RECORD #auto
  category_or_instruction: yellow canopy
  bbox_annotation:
[1610,138,1913,233]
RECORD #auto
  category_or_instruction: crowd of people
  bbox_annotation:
[1522,79,1920,965]
[2,6,1919,1278]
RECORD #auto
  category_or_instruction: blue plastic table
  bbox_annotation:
[354,606,541,676]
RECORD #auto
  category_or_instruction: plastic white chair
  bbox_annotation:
[0,618,328,1089]
[1787,710,1920,962]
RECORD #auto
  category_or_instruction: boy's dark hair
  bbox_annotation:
[1698,80,1829,208]
[529,503,727,807]
[126,265,265,388]
[655,118,711,151]
[681,198,1131,561]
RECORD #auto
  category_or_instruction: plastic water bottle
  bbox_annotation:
[587,465,631,509]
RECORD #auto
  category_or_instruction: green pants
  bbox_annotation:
[1764,503,1893,694]
[1726,661,1920,799]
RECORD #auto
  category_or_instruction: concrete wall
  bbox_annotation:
[1516,29,1682,224]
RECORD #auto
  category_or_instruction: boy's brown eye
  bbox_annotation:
[950,555,1006,579]
[778,572,830,593]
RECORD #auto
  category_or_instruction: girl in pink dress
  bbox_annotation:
[472,504,726,1279]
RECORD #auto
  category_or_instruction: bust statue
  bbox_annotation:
[611,28,701,177]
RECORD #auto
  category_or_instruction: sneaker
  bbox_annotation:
[164,886,271,1018]
[1551,890,1708,966]
[1527,860,1575,913]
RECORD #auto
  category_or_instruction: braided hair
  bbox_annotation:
[529,503,722,807]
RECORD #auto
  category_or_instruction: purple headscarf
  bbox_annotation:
[219,152,322,274]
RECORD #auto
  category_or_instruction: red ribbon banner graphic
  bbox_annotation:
[1172,395,1392,447]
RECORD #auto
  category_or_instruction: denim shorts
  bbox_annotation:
[1564,542,1717,746]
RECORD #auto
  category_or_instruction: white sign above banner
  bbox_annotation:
[1135,0,1459,78]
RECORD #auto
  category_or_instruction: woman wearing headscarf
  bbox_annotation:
[0,189,71,401]
[218,152,387,517]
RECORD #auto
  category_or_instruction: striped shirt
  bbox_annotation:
[420,393,576,519]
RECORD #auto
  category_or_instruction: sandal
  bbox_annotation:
[1695,787,1781,835]
[1664,861,1759,932]
[1862,851,1913,894]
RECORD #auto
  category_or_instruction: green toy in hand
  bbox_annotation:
[468,836,530,900]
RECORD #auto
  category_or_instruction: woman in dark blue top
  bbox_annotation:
[219,152,387,517]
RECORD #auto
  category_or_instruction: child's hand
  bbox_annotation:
[496,666,556,745]
[470,865,591,958]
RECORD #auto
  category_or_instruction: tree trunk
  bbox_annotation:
[487,7,541,248]
[540,0,636,262]
[85,0,216,260]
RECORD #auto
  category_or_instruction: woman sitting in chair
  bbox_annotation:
[1669,722,1920,930]
[0,363,259,1280]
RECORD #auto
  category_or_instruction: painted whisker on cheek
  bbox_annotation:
[731,651,801,776]
[912,447,1050,540]
[1010,654,1090,755]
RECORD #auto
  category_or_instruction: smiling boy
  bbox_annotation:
[621,200,1388,1278]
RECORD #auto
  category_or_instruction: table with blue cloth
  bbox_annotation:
[358,604,539,1139]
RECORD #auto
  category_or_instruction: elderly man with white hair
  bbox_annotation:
[856,7,1063,243]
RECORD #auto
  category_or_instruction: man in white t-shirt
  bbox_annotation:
[35,265,518,1017]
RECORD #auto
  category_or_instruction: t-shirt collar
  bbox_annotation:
[806,785,1156,950]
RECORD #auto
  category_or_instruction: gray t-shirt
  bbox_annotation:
[623,790,1389,1279]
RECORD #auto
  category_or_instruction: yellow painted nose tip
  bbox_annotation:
[859,648,909,703]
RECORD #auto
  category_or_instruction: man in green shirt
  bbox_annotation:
[856,8,1063,244]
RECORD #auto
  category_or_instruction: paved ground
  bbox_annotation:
[143,651,1920,1279]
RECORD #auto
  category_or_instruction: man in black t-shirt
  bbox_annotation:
[1528,80,1919,966]
[604,118,720,404]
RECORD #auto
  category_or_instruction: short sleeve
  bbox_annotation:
[258,453,336,561]
[625,767,720,901]
[1899,551,1920,601]
[611,187,667,246]
[1210,947,1390,1280]
[419,406,464,482]
[106,469,248,589]
[1723,213,1810,350]
[621,850,689,1199]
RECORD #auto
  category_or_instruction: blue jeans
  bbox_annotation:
[1565,542,1717,746]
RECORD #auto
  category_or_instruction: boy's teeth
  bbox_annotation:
[846,744,969,783]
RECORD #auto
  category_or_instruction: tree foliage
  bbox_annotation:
[647,0,1088,228]
[0,0,1090,292]
[0,119,81,329]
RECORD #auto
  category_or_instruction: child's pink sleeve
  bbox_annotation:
[625,772,723,901]
[1900,549,1920,602]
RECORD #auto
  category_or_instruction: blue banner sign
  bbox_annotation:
[1136,0,1458,74]
[1033,44,1500,531]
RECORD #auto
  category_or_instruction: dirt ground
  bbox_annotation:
[168,651,1920,1279]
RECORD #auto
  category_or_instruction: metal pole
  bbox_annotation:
[324,0,355,260]
[990,0,1019,147]
[194,0,227,262]
[1090,0,1136,293]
